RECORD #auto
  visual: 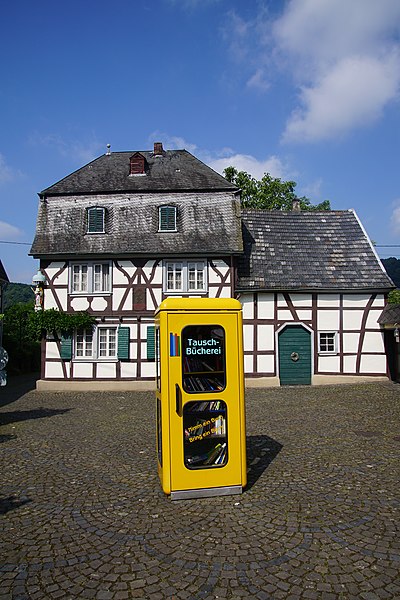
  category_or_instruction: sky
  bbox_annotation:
[0,0,399,284]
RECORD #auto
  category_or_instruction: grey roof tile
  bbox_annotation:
[237,209,394,291]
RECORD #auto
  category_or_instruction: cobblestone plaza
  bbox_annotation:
[1,380,399,599]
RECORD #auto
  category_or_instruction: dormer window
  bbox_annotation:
[159,205,177,232]
[129,153,146,175]
[87,207,105,233]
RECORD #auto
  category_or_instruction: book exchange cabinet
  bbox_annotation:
[155,298,247,500]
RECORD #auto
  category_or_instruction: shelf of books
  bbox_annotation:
[182,324,226,394]
[183,400,227,469]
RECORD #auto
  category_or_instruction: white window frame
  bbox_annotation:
[318,331,338,355]
[87,207,105,234]
[74,326,118,361]
[70,261,112,295]
[158,205,177,232]
[163,260,207,294]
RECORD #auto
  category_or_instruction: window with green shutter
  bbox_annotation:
[60,335,72,360]
[158,205,177,232]
[147,326,155,360]
[117,327,130,360]
[87,207,105,233]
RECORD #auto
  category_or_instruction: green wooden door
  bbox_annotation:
[278,325,311,385]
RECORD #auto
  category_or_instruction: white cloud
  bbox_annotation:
[29,133,104,164]
[284,51,400,142]
[224,0,400,142]
[0,154,23,183]
[0,221,23,240]
[148,132,198,154]
[246,69,270,92]
[208,153,287,180]
[391,200,400,234]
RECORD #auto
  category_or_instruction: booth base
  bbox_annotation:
[170,485,242,501]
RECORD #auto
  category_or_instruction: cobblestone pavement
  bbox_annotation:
[1,381,400,599]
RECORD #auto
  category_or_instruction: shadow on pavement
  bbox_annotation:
[0,495,33,515]
[0,407,72,427]
[0,372,39,408]
[246,434,283,490]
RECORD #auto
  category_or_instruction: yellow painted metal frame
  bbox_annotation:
[155,297,247,499]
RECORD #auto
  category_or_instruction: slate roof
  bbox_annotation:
[0,260,9,283]
[39,150,237,196]
[30,192,243,257]
[237,210,394,291]
[378,304,400,325]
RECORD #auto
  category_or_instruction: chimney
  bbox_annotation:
[153,142,164,156]
[292,198,301,212]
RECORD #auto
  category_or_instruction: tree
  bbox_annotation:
[224,166,330,211]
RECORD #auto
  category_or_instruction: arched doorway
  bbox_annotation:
[278,324,312,385]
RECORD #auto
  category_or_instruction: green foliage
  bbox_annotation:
[3,282,34,310]
[29,309,96,341]
[382,257,400,288]
[224,166,331,211]
[388,289,400,304]
[2,302,40,374]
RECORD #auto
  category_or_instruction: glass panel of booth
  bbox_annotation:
[181,325,225,393]
[183,400,228,469]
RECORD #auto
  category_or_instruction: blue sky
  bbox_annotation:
[1,0,399,283]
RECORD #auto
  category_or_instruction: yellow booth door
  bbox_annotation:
[167,311,245,494]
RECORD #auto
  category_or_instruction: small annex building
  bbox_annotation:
[30,143,394,389]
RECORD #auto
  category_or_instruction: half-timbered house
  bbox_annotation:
[30,143,394,389]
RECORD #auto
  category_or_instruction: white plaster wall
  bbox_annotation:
[130,341,138,360]
[362,332,385,353]
[45,362,65,378]
[318,295,340,307]
[257,354,275,374]
[372,295,385,308]
[114,261,135,283]
[148,288,162,310]
[91,297,108,312]
[97,362,117,378]
[257,293,274,319]
[277,294,287,307]
[241,295,254,319]
[44,290,59,310]
[318,310,340,330]
[113,289,126,311]
[343,311,364,330]
[318,355,340,372]
[343,294,369,307]
[278,310,294,321]
[46,262,68,284]
[360,355,386,373]
[216,286,232,299]
[257,325,274,351]
[366,310,382,329]
[46,341,60,359]
[73,362,93,378]
[244,355,253,374]
[297,310,312,321]
[70,297,90,311]
[121,290,133,311]
[143,261,162,284]
[120,362,137,378]
[343,355,357,373]
[56,289,68,311]
[342,333,360,353]
[243,324,254,351]
[141,362,156,378]
[208,261,229,284]
[291,294,312,307]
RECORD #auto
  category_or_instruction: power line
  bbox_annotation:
[0,240,31,246]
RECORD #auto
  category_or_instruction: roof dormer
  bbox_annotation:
[129,152,146,176]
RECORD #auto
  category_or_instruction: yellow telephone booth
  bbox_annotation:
[154,297,247,500]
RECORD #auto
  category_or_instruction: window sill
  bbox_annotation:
[318,352,338,356]
[73,358,119,362]
[163,290,208,295]
[69,292,112,296]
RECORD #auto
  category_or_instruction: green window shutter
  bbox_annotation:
[159,206,176,231]
[88,207,105,233]
[60,335,72,360]
[117,327,130,360]
[147,326,155,360]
